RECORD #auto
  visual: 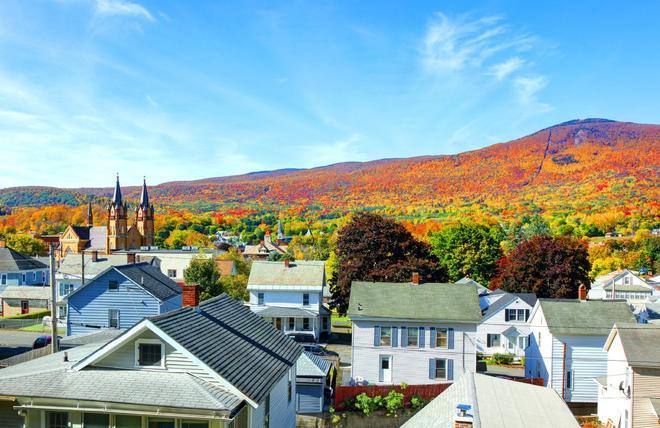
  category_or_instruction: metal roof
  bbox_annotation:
[402,372,579,428]
[348,282,482,322]
[150,294,303,404]
[115,263,182,301]
[0,247,48,272]
[296,352,331,377]
[248,260,325,287]
[538,299,636,336]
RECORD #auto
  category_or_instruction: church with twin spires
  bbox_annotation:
[59,176,155,255]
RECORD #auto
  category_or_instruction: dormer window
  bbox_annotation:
[303,293,310,306]
[109,280,119,291]
[135,339,164,367]
[258,293,264,305]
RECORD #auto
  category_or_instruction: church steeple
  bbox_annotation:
[112,174,123,206]
[139,176,149,209]
[136,177,154,247]
[86,200,93,227]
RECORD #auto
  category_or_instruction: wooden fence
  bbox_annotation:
[0,346,51,368]
[334,383,451,410]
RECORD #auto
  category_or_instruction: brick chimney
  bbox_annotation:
[182,285,199,307]
[0,239,6,248]
[91,250,99,262]
[578,284,587,301]
[126,252,136,264]
[411,272,420,285]
[284,259,290,268]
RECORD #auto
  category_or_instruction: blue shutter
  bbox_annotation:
[419,327,425,348]
[448,328,455,349]
[447,359,454,380]
[430,327,436,348]
[487,334,492,348]
[505,309,510,321]
[429,359,435,379]
[525,309,530,321]
[392,327,398,348]
[374,326,381,347]
[400,327,408,347]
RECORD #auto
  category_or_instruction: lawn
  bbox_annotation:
[19,323,48,333]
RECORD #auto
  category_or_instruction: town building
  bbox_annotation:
[242,231,288,260]
[596,323,660,428]
[0,242,49,288]
[295,352,332,414]
[0,285,51,317]
[588,269,655,304]
[0,294,302,428]
[247,260,329,341]
[348,278,481,385]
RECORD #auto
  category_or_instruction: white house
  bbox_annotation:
[0,244,49,315]
[525,291,636,407]
[596,323,660,428]
[0,294,302,428]
[348,279,481,385]
[247,260,329,341]
[476,292,537,358]
[113,247,224,282]
[588,270,655,304]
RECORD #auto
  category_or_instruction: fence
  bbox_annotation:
[0,317,44,329]
[334,383,451,410]
[0,346,51,368]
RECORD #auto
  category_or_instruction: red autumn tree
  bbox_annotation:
[490,235,591,298]
[329,212,446,315]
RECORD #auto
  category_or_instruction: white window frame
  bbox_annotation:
[434,358,448,380]
[134,339,165,368]
[167,269,177,278]
[436,327,448,348]
[380,326,392,347]
[407,327,419,347]
[108,309,120,329]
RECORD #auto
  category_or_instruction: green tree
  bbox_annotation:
[217,249,252,300]
[6,233,46,255]
[329,213,446,315]
[429,223,503,285]
[490,236,590,298]
[184,256,223,301]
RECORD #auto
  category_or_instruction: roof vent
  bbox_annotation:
[358,303,363,311]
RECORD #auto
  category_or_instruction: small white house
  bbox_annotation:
[247,260,329,341]
[476,292,537,358]
[525,296,636,406]
[596,323,660,428]
[348,280,481,385]
[588,270,655,304]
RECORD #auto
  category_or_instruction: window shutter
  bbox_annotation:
[374,326,381,347]
[447,359,454,380]
[429,359,435,379]
[505,309,510,321]
[525,309,530,321]
[448,328,455,349]
[400,327,408,348]
[429,327,436,348]
[392,327,398,348]
[419,327,425,348]
[487,334,492,348]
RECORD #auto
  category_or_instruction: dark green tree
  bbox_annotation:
[184,256,223,302]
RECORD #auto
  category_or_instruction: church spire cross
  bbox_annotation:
[112,174,123,206]
[140,177,150,208]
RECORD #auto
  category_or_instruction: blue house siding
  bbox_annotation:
[160,294,182,313]
[67,270,161,336]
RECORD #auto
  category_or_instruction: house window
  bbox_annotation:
[303,293,310,306]
[380,327,392,346]
[0,274,5,285]
[434,359,447,380]
[83,413,109,428]
[59,283,74,297]
[303,318,310,331]
[407,327,419,347]
[47,412,69,428]
[182,421,209,428]
[58,306,67,319]
[517,336,527,349]
[136,340,164,367]
[624,276,631,285]
[21,273,26,284]
[288,317,295,330]
[517,309,525,320]
[257,293,264,305]
[108,280,119,291]
[487,333,501,348]
[108,309,120,328]
[566,370,573,390]
[115,415,141,427]
[167,269,177,278]
[148,418,175,428]
[436,328,448,348]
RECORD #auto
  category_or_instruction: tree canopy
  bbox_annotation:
[183,256,223,302]
[490,235,590,298]
[329,212,446,315]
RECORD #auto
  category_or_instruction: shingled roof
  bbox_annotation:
[537,299,636,336]
[0,247,48,272]
[248,260,325,288]
[150,294,303,404]
[606,323,660,368]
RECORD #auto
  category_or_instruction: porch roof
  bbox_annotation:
[253,305,318,318]
[502,325,530,337]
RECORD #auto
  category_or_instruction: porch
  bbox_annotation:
[253,306,320,339]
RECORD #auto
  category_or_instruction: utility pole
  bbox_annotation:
[49,243,58,354]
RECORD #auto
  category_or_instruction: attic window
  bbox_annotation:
[135,339,164,367]
[109,280,119,291]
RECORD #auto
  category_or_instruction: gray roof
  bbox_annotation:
[611,323,660,368]
[248,260,325,287]
[296,352,331,377]
[651,398,660,418]
[402,372,579,428]
[150,294,303,404]
[0,285,51,300]
[603,282,653,292]
[348,282,482,322]
[456,277,489,295]
[0,247,48,272]
[482,292,537,320]
[58,253,132,277]
[645,302,660,319]
[252,305,319,318]
[538,299,636,336]
[59,329,124,349]
[114,263,181,301]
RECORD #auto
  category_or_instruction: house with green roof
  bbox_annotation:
[524,296,636,408]
[347,279,482,386]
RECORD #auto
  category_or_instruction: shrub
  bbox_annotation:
[409,394,426,410]
[354,393,381,416]
[491,353,514,365]
[383,390,405,416]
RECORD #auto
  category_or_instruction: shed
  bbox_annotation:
[296,351,331,414]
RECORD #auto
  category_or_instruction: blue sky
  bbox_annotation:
[1,0,658,188]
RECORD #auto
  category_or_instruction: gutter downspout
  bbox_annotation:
[561,342,567,400]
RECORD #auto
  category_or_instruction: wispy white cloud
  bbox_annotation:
[513,75,552,114]
[95,0,154,22]
[489,57,525,81]
[298,133,367,166]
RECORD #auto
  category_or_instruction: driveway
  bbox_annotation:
[0,330,42,359]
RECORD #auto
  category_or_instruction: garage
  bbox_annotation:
[295,352,331,414]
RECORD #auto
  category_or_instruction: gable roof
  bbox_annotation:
[296,352,331,377]
[247,260,325,287]
[149,294,302,404]
[605,323,660,368]
[402,372,579,428]
[456,277,489,295]
[482,292,537,320]
[0,247,48,272]
[537,299,635,336]
[602,282,653,292]
[0,285,51,300]
[348,282,482,322]
[58,253,131,277]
